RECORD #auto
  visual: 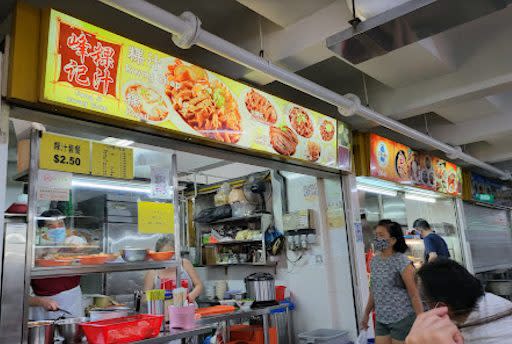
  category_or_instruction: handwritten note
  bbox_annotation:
[138,201,174,234]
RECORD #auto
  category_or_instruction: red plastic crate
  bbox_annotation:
[81,314,163,344]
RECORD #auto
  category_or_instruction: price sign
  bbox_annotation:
[39,133,91,174]
[91,142,134,179]
[138,201,174,234]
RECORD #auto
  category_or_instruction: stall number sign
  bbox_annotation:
[138,201,174,234]
[40,133,91,174]
[92,142,134,179]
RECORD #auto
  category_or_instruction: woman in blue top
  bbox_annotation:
[362,220,423,344]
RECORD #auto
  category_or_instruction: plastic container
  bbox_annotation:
[169,305,196,330]
[298,329,351,344]
[81,314,163,344]
[275,286,286,302]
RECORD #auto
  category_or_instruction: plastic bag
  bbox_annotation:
[357,330,368,344]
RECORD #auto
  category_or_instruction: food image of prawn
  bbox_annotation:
[320,120,335,141]
[165,59,242,143]
[289,106,314,138]
[125,84,169,122]
[306,142,321,162]
[244,89,277,124]
[270,125,298,156]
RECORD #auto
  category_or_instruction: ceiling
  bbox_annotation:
[3,0,512,178]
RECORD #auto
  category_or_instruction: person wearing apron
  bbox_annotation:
[29,209,84,320]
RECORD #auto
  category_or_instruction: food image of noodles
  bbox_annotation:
[165,60,241,143]
[395,150,410,178]
[269,125,298,156]
[244,89,277,124]
[306,142,321,162]
[289,106,314,138]
[320,120,335,141]
[125,84,169,122]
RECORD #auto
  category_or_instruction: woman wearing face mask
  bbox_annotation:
[29,209,84,320]
[362,220,423,344]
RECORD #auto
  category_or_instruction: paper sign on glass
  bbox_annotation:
[37,170,72,201]
[138,201,174,234]
[150,166,173,199]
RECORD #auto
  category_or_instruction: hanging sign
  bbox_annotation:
[150,166,173,199]
[37,170,72,201]
[138,201,174,234]
[40,9,345,169]
[39,133,91,174]
[471,173,512,207]
[91,142,133,179]
[370,134,413,183]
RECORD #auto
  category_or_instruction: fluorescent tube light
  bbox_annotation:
[405,193,436,203]
[357,184,397,197]
[72,179,150,194]
[101,137,134,147]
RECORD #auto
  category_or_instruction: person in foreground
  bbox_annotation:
[362,220,423,344]
[416,258,512,343]
[405,307,464,344]
[413,218,450,262]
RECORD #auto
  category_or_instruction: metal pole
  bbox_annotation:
[98,0,509,180]
[171,153,182,286]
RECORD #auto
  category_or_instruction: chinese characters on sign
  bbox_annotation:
[150,166,173,199]
[39,133,91,174]
[91,142,134,179]
[58,22,120,96]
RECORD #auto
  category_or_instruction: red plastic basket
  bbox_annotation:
[81,314,163,344]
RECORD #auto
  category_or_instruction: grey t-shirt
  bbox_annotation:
[370,253,414,324]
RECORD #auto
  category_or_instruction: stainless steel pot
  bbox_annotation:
[486,280,512,296]
[121,248,148,262]
[245,273,275,302]
[28,321,54,344]
[55,317,89,344]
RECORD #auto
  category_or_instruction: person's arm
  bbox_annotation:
[361,292,375,329]
[427,252,438,262]
[406,307,464,344]
[183,258,203,302]
[423,237,436,263]
[29,296,59,310]
[402,264,423,315]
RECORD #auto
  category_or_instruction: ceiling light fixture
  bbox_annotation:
[357,184,397,197]
[405,193,436,203]
[101,137,134,147]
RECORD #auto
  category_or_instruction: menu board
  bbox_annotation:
[91,142,134,179]
[39,133,91,174]
[41,10,341,169]
[369,134,462,196]
[369,134,413,183]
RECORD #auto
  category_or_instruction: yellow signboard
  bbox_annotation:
[91,142,133,179]
[39,133,91,174]
[138,201,174,234]
[41,9,344,169]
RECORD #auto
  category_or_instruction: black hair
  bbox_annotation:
[377,219,408,253]
[417,258,484,315]
[413,218,431,230]
[37,209,65,228]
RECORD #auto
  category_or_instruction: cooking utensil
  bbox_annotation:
[245,273,275,302]
[28,321,54,344]
[55,317,89,343]
[121,248,148,262]
[57,308,73,317]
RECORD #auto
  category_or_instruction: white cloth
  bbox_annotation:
[29,286,83,320]
[460,292,512,344]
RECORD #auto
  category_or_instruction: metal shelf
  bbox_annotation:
[31,260,177,278]
[135,326,215,343]
[203,213,269,225]
[204,240,262,246]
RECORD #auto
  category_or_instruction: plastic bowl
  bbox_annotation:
[79,256,109,265]
[148,251,175,261]
[35,259,73,267]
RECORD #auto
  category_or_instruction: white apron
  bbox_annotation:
[30,286,83,320]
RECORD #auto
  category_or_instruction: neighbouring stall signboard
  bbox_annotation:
[369,134,462,196]
[91,142,134,179]
[41,10,344,169]
[138,201,175,234]
[471,173,512,207]
[40,133,91,174]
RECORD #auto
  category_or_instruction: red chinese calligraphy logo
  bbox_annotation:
[58,22,120,97]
